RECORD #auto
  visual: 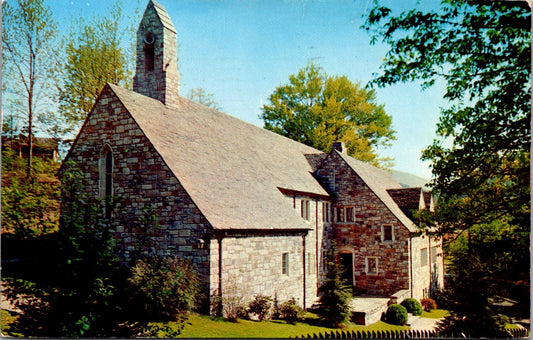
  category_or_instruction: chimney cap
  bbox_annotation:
[332,141,346,154]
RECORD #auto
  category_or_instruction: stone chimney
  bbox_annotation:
[332,141,347,154]
[133,0,179,107]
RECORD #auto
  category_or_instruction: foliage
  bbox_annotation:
[1,149,60,237]
[247,295,273,321]
[127,255,201,321]
[57,0,133,135]
[187,87,221,110]
[313,244,352,328]
[364,1,530,336]
[279,298,304,324]
[385,304,408,326]
[420,298,437,312]
[211,278,247,322]
[400,298,422,316]
[2,0,60,177]
[260,63,395,168]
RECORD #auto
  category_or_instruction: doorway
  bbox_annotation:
[338,253,354,292]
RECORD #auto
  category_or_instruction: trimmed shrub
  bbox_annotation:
[421,298,438,311]
[279,298,304,324]
[385,304,408,325]
[248,295,273,321]
[400,298,423,316]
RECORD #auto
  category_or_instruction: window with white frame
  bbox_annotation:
[346,207,355,222]
[366,256,378,274]
[421,248,428,267]
[301,199,310,221]
[282,252,289,275]
[382,225,394,242]
[336,207,345,223]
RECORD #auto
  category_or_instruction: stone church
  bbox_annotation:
[60,0,444,314]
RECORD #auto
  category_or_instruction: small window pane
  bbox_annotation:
[282,253,289,275]
[346,207,354,222]
[421,248,428,267]
[383,225,393,241]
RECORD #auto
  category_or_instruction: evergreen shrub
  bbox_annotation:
[385,304,408,325]
[400,298,423,316]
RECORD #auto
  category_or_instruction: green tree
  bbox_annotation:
[364,1,530,336]
[2,0,60,178]
[260,64,395,168]
[1,148,60,238]
[187,87,221,110]
[314,245,352,328]
[57,1,133,134]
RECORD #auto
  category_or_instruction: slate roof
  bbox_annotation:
[108,84,328,230]
[334,152,419,232]
[148,0,176,33]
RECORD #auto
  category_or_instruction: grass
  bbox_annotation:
[420,309,449,319]
[166,313,410,338]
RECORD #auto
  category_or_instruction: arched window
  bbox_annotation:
[99,144,114,219]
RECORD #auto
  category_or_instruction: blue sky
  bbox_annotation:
[47,0,447,179]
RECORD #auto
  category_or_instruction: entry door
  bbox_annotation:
[338,253,354,292]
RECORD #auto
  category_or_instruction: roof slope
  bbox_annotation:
[108,84,328,230]
[149,0,176,33]
[335,151,419,232]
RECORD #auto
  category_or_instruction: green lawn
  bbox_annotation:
[168,313,409,338]
[420,309,449,319]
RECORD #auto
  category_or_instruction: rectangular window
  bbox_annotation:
[421,248,428,267]
[307,252,315,274]
[366,257,378,274]
[336,207,345,223]
[431,246,438,264]
[282,252,289,275]
[322,202,330,222]
[346,207,355,222]
[382,225,393,242]
[301,199,310,221]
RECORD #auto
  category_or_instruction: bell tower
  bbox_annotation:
[133,0,179,107]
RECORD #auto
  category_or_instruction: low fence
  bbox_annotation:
[291,327,530,339]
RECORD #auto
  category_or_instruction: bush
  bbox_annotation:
[127,255,201,321]
[400,298,423,316]
[421,298,438,311]
[248,295,273,321]
[385,304,408,325]
[279,298,304,324]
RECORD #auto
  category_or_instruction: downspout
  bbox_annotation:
[428,237,432,297]
[409,233,413,298]
[218,235,223,310]
[315,199,319,291]
[302,234,307,310]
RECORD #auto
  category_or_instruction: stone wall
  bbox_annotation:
[410,234,445,300]
[315,151,410,296]
[60,85,211,281]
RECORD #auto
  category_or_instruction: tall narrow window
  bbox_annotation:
[366,257,378,274]
[100,145,114,219]
[282,253,289,275]
[336,207,345,223]
[421,248,428,267]
[301,199,310,221]
[322,202,330,222]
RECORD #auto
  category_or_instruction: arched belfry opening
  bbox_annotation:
[143,32,155,72]
[133,0,179,107]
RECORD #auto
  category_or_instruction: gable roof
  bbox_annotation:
[107,83,328,230]
[333,151,419,232]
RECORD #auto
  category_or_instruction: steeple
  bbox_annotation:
[133,0,179,107]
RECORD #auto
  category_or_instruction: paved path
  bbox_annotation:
[409,316,441,330]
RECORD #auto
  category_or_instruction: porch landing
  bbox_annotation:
[349,290,410,325]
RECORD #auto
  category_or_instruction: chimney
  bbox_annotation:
[133,0,179,107]
[332,141,346,154]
